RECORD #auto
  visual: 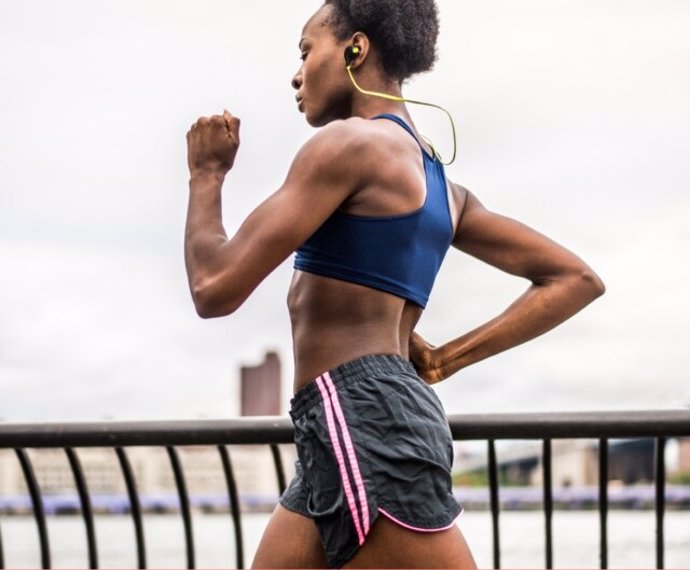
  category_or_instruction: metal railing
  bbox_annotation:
[0,410,689,569]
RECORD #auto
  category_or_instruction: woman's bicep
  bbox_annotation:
[227,181,338,273]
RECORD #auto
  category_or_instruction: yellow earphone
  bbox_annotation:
[344,45,457,165]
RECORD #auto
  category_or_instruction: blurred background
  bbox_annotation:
[1,0,689,421]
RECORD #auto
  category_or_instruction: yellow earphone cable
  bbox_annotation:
[346,64,457,165]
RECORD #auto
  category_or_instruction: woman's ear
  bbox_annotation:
[345,32,370,69]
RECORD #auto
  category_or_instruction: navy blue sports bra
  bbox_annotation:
[293,114,454,308]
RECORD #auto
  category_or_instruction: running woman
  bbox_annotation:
[184,1,605,567]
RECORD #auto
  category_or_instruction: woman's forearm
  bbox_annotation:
[184,110,242,316]
[184,170,230,316]
[431,269,605,382]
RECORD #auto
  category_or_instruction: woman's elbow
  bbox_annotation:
[578,267,606,301]
[190,280,243,319]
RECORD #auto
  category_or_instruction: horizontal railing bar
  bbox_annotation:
[447,410,690,440]
[0,418,295,448]
[0,410,688,448]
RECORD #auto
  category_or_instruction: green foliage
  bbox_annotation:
[453,471,488,487]
[669,470,690,485]
[452,470,532,487]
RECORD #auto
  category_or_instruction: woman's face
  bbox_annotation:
[292,6,352,127]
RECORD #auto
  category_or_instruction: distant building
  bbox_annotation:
[608,439,656,484]
[678,437,690,472]
[241,351,281,416]
[536,440,598,487]
[530,439,657,486]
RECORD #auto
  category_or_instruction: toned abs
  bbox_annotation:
[288,271,423,392]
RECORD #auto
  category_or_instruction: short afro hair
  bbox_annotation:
[323,0,439,82]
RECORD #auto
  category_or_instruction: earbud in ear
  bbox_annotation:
[344,45,361,67]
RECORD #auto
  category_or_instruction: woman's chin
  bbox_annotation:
[305,114,328,128]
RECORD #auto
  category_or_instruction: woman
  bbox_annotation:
[184,1,605,567]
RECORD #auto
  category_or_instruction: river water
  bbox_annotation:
[1,510,689,568]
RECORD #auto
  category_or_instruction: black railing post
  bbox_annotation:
[14,449,50,569]
[218,445,245,569]
[115,447,147,569]
[599,438,609,569]
[270,444,287,495]
[654,437,666,570]
[542,439,553,569]
[166,447,195,569]
[65,447,98,569]
[0,514,5,569]
[487,439,500,569]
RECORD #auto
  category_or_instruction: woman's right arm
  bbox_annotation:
[184,112,369,318]
[410,184,606,384]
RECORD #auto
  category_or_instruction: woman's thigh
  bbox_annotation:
[344,515,477,569]
[251,504,328,569]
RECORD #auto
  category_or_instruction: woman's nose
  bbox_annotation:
[291,71,302,91]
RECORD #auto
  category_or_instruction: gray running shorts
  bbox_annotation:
[279,354,462,568]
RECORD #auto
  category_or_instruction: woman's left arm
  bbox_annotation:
[410,183,606,384]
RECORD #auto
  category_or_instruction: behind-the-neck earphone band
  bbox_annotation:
[344,46,457,165]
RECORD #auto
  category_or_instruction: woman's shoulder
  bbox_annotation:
[294,118,395,178]
[308,117,380,148]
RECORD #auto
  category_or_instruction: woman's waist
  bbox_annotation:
[292,339,404,393]
[288,271,411,324]
[288,271,422,390]
[290,353,421,420]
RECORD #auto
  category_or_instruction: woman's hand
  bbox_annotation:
[187,109,241,178]
[409,332,444,385]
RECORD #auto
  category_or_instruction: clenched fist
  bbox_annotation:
[186,109,241,178]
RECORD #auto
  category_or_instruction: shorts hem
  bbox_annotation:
[377,506,464,533]
[330,544,360,569]
[279,496,311,518]
[328,505,464,568]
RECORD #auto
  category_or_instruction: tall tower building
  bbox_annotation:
[240,351,281,416]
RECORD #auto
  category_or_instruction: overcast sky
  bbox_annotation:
[1,0,689,422]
